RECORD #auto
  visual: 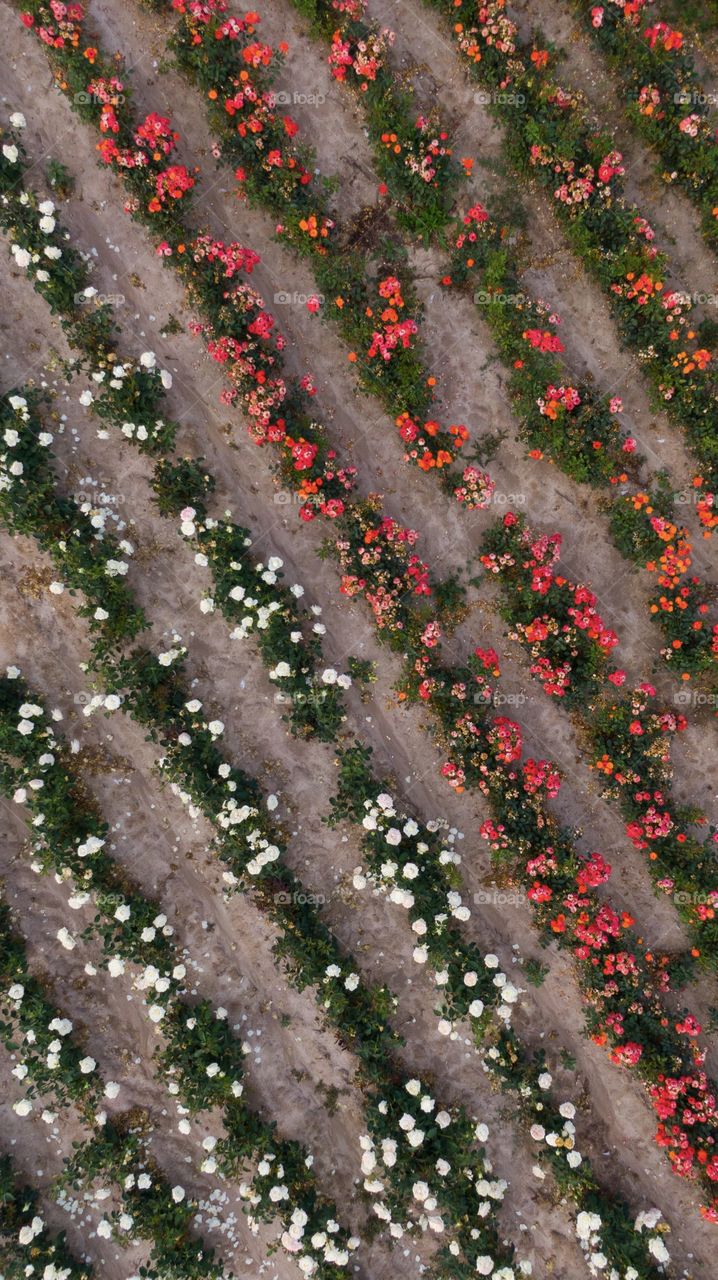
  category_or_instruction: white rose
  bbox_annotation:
[648,1239,670,1264]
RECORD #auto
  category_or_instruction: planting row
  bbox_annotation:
[0,386,532,1276]
[0,175,686,1263]
[412,0,718,497]
[0,569,675,1280]
[149,0,717,677]
[2,92,711,1001]
[0,894,234,1280]
[570,0,718,250]
[0,1152,92,1280]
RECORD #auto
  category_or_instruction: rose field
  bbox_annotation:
[0,1,717,1278]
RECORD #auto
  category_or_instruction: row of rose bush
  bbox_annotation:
[571,0,718,249]
[144,0,717,676]
[0,933,227,1280]
[0,898,104,1116]
[284,0,463,239]
[478,512,718,958]
[329,743,674,1278]
[0,667,672,1280]
[0,1152,92,1280]
[0,132,525,1042]
[0,882,235,1277]
[0,390,523,1278]
[60,1118,224,1280]
[448,205,717,677]
[149,0,473,484]
[0,141,509,1042]
[14,6,718,1212]
[0,164,673,1272]
[0,673,360,1279]
[418,0,718,497]
[0,137,352,742]
[0,123,594,1272]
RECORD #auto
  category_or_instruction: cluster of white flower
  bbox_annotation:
[5,193,68,288]
[80,691,123,718]
[358,1076,523,1275]
[1,395,51,493]
[575,1206,670,1275]
[634,1209,671,1267]
[84,354,173,444]
[240,1153,358,1275]
[178,510,352,704]
[527,1081,583,1171]
[351,790,518,1035]
[5,986,98,1118]
[323,962,360,993]
[360,1080,451,1230]
[12,1206,77,1280]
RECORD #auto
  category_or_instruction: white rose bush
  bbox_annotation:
[0,1154,92,1280]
